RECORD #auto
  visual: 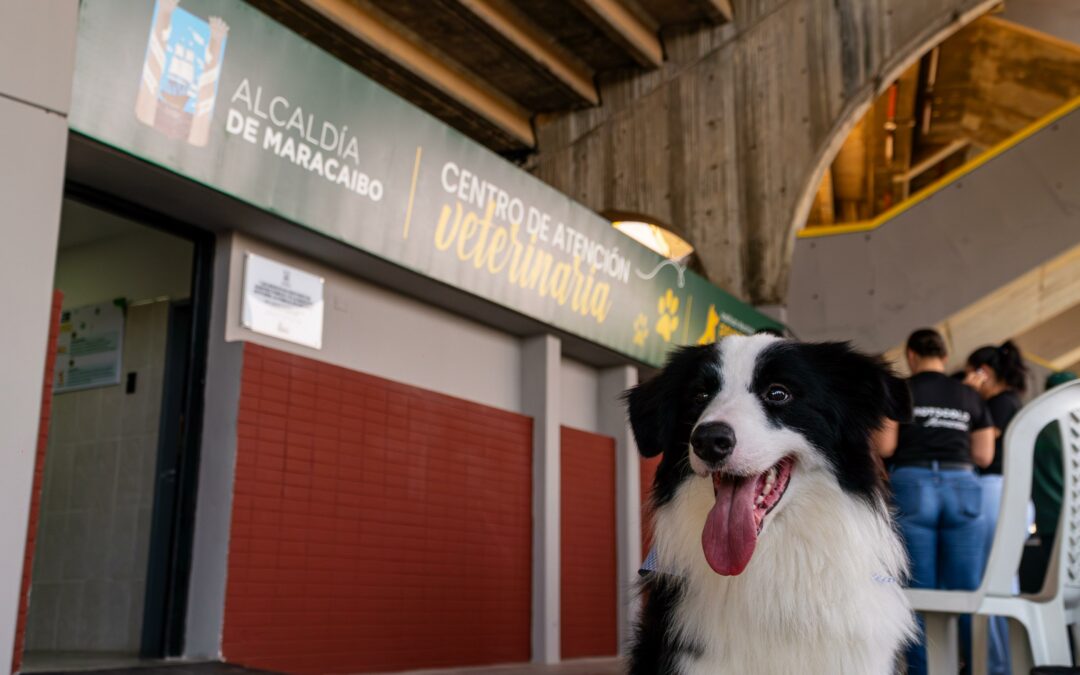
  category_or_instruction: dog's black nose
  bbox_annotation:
[691,422,736,465]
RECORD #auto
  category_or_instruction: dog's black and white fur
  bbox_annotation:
[626,334,916,674]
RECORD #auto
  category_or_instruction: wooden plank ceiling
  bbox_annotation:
[245,0,731,157]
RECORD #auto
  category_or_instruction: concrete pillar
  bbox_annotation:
[0,1,79,669]
[754,304,789,327]
[598,366,640,654]
[521,335,560,664]
[184,234,244,659]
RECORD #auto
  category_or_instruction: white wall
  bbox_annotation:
[559,358,600,433]
[224,232,523,413]
[54,201,194,309]
[0,1,78,670]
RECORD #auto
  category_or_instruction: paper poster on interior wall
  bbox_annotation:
[54,301,125,393]
[241,252,325,349]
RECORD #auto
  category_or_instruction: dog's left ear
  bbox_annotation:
[623,344,716,458]
[624,372,669,458]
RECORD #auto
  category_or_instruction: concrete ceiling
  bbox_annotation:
[244,0,731,157]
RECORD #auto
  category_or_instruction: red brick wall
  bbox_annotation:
[12,290,63,674]
[640,457,661,557]
[560,426,617,660]
[223,344,533,674]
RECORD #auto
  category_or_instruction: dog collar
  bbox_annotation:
[639,547,660,576]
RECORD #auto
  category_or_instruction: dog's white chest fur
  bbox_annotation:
[652,473,915,675]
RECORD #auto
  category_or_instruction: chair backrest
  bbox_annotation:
[980,380,1080,601]
[1051,396,1080,608]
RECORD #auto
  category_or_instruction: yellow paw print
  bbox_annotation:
[632,313,649,346]
[718,323,740,338]
[697,305,720,345]
[698,304,743,345]
[655,289,680,342]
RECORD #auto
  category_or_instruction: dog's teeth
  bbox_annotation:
[755,495,765,505]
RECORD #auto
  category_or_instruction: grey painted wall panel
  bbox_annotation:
[0,2,76,663]
[522,335,560,664]
[788,107,1080,351]
[184,235,243,660]
[560,359,600,434]
[0,1,78,114]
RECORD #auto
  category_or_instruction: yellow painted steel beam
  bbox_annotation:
[302,0,536,147]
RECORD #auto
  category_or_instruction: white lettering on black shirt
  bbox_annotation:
[913,405,971,432]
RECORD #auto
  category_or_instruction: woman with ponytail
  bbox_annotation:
[963,340,1028,675]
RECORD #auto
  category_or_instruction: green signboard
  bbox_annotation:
[70,0,782,366]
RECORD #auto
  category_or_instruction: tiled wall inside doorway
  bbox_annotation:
[25,300,170,654]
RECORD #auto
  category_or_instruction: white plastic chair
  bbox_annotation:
[904,379,1080,675]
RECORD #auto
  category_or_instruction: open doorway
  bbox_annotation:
[21,194,211,671]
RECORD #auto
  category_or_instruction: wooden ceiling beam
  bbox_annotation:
[569,0,663,68]
[695,0,734,23]
[453,0,599,106]
[300,0,536,147]
[934,243,1080,367]
[1014,303,1080,370]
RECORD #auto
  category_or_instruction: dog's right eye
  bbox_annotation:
[694,390,712,403]
[763,384,792,404]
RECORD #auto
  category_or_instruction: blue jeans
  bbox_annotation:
[891,465,986,675]
[979,474,1011,675]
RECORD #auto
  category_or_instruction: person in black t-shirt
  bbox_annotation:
[877,329,994,675]
[962,341,1028,675]
[965,341,1027,475]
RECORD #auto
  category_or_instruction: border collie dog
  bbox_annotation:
[626,334,915,675]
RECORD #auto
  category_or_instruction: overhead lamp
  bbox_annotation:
[612,220,694,262]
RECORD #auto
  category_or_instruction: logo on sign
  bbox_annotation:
[135,0,229,146]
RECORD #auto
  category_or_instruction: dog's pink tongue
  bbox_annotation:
[702,475,759,575]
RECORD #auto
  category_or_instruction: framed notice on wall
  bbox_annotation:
[54,301,125,393]
[241,252,325,349]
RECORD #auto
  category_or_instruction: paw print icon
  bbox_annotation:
[655,289,680,342]
[632,313,649,346]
